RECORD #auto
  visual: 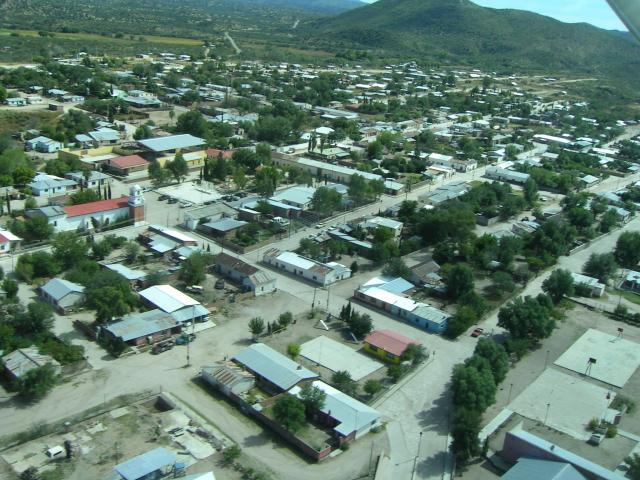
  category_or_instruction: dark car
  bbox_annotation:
[215,279,225,290]
[152,339,175,354]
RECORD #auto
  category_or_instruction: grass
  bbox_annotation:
[612,288,640,306]
[0,28,202,46]
[0,110,60,133]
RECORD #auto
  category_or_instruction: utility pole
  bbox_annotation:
[187,304,194,367]
[325,285,331,313]
[311,287,317,313]
[411,431,423,480]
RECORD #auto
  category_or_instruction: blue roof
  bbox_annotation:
[378,277,414,294]
[138,134,205,152]
[502,458,586,480]
[114,447,175,480]
[203,218,248,232]
[105,310,177,342]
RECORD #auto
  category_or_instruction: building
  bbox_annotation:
[105,154,149,176]
[571,273,605,297]
[0,229,21,255]
[2,346,61,381]
[262,248,351,286]
[271,185,316,210]
[354,282,450,334]
[232,343,318,394]
[359,216,403,239]
[409,260,442,287]
[183,203,236,231]
[290,380,381,442]
[214,252,276,296]
[105,263,147,286]
[6,97,27,107]
[485,166,530,185]
[428,153,477,172]
[102,309,178,346]
[199,218,248,239]
[65,170,111,189]
[138,284,209,324]
[39,278,85,313]
[363,330,420,364]
[501,458,587,480]
[621,270,640,293]
[113,447,176,480]
[201,361,255,396]
[138,134,206,168]
[27,172,77,197]
[76,127,120,146]
[25,136,62,153]
[419,181,468,205]
[140,225,198,256]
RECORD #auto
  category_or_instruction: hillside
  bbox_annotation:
[308,0,640,79]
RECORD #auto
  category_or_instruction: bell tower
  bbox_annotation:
[128,185,145,226]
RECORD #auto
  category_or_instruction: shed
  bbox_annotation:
[2,346,61,381]
[39,278,85,313]
[114,447,176,480]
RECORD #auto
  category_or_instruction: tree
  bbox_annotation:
[133,124,152,140]
[331,370,357,396]
[278,311,293,329]
[179,252,211,285]
[69,188,100,205]
[626,453,640,480]
[166,152,188,183]
[19,467,39,480]
[523,178,538,205]
[233,168,247,190]
[1,278,18,299]
[287,342,300,359]
[255,166,280,198]
[175,110,208,137]
[90,286,132,324]
[486,272,515,299]
[23,216,54,242]
[451,408,482,462]
[446,264,475,301]
[52,232,90,270]
[273,395,306,432]
[345,311,373,339]
[382,257,411,279]
[364,379,382,396]
[615,231,640,268]
[17,363,57,400]
[583,253,617,283]
[451,359,496,412]
[542,269,574,304]
[310,186,342,216]
[248,317,265,339]
[401,343,427,366]
[498,295,555,340]
[148,159,169,187]
[387,364,405,383]
[599,209,619,233]
[348,174,370,205]
[473,339,509,384]
[221,444,241,465]
[299,382,326,414]
[445,306,478,339]
[0,85,6,104]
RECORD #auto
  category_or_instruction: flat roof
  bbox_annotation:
[300,336,382,381]
[114,447,176,480]
[138,134,205,152]
[139,285,199,313]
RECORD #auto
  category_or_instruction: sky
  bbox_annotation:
[360,0,627,31]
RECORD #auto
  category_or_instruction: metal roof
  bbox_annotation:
[170,304,209,323]
[106,263,147,281]
[232,343,317,391]
[2,347,60,379]
[203,218,248,232]
[502,458,586,480]
[105,310,177,342]
[271,186,316,206]
[364,330,419,357]
[290,381,380,437]
[139,285,199,313]
[138,134,205,152]
[114,447,176,480]
[40,278,85,301]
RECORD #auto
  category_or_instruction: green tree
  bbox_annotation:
[175,110,208,137]
[345,311,373,339]
[23,216,54,242]
[401,343,427,366]
[486,271,515,299]
[331,370,357,396]
[179,252,211,285]
[599,209,619,233]
[287,342,301,359]
[248,317,265,339]
[348,174,370,205]
[299,382,326,413]
[233,168,247,190]
[626,453,640,480]
[273,395,306,432]
[445,306,478,339]
[583,253,617,283]
[90,286,132,324]
[615,231,640,268]
[473,338,509,384]
[382,257,411,279]
[364,379,382,396]
[221,444,241,465]
[133,124,153,140]
[451,408,482,462]
[1,278,18,299]
[446,264,475,301]
[452,359,496,412]
[0,85,6,104]
[310,186,342,216]
[69,188,100,205]
[542,269,574,304]
[498,295,555,340]
[148,159,169,187]
[387,364,405,383]
[278,311,294,329]
[17,363,57,400]
[523,178,538,205]
[255,166,280,198]
[52,232,89,270]
[166,152,188,183]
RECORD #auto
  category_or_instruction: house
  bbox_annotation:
[214,252,276,296]
[0,229,21,255]
[571,273,605,297]
[6,97,27,107]
[419,181,468,205]
[113,447,176,480]
[199,218,248,239]
[27,172,77,196]
[105,155,149,176]
[354,283,450,334]
[25,136,63,153]
[183,203,236,231]
[621,270,640,293]
[138,134,206,168]
[76,128,120,146]
[2,347,61,381]
[138,284,209,324]
[359,216,403,239]
[26,95,43,105]
[485,166,530,185]
[105,263,147,286]
[271,185,316,210]
[102,309,178,346]
[232,343,318,394]
[39,278,85,313]
[363,330,420,364]
[65,170,111,189]
[140,225,198,256]
[290,381,381,443]
[262,248,351,286]
[501,458,587,480]
[428,153,477,172]
[201,361,255,396]
[409,260,442,287]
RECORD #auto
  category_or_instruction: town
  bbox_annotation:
[0,47,640,480]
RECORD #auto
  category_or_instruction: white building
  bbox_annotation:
[25,136,63,153]
[262,249,351,286]
[138,284,209,323]
[27,172,77,196]
[571,273,605,297]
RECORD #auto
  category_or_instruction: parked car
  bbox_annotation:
[215,279,225,290]
[158,194,168,201]
[471,327,484,338]
[152,340,174,354]
[175,333,196,345]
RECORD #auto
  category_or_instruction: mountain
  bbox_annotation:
[309,0,640,79]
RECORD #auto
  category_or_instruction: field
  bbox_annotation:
[0,110,60,134]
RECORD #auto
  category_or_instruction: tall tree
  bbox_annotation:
[542,269,574,304]
[615,231,640,268]
[498,295,555,340]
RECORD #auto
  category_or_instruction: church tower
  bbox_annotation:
[128,185,145,226]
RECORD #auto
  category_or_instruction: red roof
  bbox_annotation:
[64,197,129,217]
[206,148,233,159]
[364,329,419,357]
[109,154,149,170]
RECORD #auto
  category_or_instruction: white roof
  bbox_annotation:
[0,229,21,241]
[290,381,380,437]
[364,216,403,231]
[360,286,418,312]
[139,285,199,313]
[150,225,197,243]
[277,251,317,270]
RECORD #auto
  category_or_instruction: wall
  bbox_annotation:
[56,206,130,232]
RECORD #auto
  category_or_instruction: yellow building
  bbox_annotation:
[363,329,420,364]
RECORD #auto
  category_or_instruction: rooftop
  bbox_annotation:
[114,447,176,480]
[501,458,586,480]
[64,197,129,218]
[139,285,199,313]
[105,310,177,342]
[40,278,85,301]
[138,134,205,153]
[109,155,149,169]
[2,347,60,379]
[364,330,419,357]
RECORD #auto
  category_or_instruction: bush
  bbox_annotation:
[587,417,600,431]
[287,342,300,359]
[278,311,293,328]
[606,425,617,438]
[387,364,405,383]
[364,379,382,396]
[222,444,241,465]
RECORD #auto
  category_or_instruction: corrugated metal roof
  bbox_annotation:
[290,381,380,437]
[203,218,248,232]
[502,458,586,480]
[114,447,176,480]
[271,186,315,206]
[232,343,317,391]
[105,310,177,342]
[364,330,419,357]
[277,251,317,271]
[41,278,85,301]
[106,263,147,281]
[138,134,205,152]
[2,347,60,378]
[139,285,199,313]
[170,305,209,323]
